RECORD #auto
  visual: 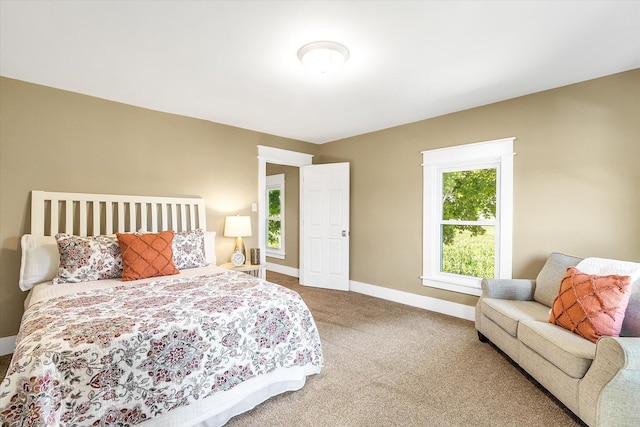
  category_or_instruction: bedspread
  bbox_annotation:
[0,270,323,426]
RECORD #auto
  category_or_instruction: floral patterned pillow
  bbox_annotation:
[173,228,208,270]
[54,234,123,284]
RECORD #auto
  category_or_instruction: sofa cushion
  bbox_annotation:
[549,267,632,343]
[519,320,596,379]
[481,299,550,337]
[534,252,583,307]
[621,277,640,337]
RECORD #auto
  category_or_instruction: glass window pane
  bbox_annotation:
[442,169,497,221]
[268,189,281,217]
[268,219,281,249]
[441,225,495,278]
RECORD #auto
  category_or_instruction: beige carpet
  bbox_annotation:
[227,271,583,426]
[1,272,584,426]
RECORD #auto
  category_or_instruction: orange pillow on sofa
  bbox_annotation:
[549,267,631,343]
[116,231,179,281]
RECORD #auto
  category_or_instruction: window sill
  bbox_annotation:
[266,252,285,260]
[421,276,482,296]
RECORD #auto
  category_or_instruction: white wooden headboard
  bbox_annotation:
[31,190,207,237]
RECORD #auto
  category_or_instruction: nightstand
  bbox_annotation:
[220,262,266,278]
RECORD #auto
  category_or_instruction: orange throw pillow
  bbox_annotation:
[549,267,632,343]
[117,231,179,281]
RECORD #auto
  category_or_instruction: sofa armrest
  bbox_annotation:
[579,337,640,427]
[480,278,535,300]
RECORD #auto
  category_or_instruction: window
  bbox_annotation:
[266,174,285,258]
[422,138,514,296]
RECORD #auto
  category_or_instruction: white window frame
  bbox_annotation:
[266,173,285,259]
[422,137,514,296]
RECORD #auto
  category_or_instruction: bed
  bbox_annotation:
[0,191,323,426]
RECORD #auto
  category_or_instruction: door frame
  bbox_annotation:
[257,145,313,269]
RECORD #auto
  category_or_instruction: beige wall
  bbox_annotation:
[266,164,300,269]
[2,70,638,340]
[0,77,318,338]
[317,69,640,307]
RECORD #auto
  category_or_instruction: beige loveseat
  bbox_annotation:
[475,253,640,427]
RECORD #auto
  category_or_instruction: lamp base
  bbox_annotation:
[234,236,246,260]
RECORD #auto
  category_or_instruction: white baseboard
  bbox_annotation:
[0,335,16,356]
[349,280,476,322]
[266,263,299,278]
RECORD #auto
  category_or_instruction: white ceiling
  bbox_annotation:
[1,1,639,144]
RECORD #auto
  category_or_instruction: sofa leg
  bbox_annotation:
[477,331,489,343]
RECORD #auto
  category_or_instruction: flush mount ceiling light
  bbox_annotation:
[297,41,350,74]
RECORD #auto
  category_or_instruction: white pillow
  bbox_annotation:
[204,231,216,265]
[19,234,59,291]
[576,257,640,282]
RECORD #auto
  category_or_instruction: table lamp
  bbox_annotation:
[224,215,252,260]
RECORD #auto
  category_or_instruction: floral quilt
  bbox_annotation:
[0,270,323,426]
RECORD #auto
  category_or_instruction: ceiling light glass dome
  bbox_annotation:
[297,41,350,74]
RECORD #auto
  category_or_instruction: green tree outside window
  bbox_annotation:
[267,188,281,248]
[441,168,497,278]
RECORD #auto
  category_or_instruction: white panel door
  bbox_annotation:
[300,162,350,291]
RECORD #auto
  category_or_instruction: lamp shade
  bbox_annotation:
[224,215,252,237]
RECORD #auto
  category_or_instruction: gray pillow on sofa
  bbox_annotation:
[620,277,639,337]
[534,252,583,307]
